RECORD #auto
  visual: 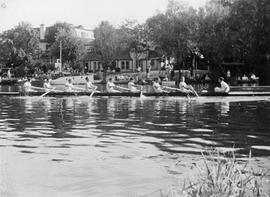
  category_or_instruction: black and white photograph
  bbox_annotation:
[0,0,270,196]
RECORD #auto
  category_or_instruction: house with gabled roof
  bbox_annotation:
[84,52,103,72]
[114,51,134,72]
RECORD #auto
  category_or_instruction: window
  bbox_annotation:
[126,61,130,70]
[121,61,125,70]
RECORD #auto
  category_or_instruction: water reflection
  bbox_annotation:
[1,96,270,196]
[1,97,270,154]
[220,102,230,115]
[214,101,230,115]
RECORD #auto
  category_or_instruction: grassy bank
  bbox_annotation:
[142,149,270,197]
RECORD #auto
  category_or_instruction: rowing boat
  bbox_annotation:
[1,91,270,97]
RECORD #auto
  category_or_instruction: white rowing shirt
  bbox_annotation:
[128,81,138,92]
[106,81,115,92]
[221,81,230,92]
[179,81,188,90]
[65,82,74,92]
[153,82,162,92]
[85,81,94,91]
[23,81,32,92]
[44,82,53,91]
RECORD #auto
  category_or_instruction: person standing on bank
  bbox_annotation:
[214,77,230,93]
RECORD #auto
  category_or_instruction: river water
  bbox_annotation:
[1,95,270,196]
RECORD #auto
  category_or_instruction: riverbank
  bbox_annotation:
[143,150,270,197]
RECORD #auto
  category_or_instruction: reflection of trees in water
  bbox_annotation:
[2,98,96,138]
[1,97,269,156]
[47,98,96,137]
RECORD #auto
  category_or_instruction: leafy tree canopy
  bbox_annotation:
[50,29,87,69]
[45,22,74,44]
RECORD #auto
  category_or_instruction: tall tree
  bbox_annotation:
[145,0,198,67]
[0,22,39,76]
[196,0,231,67]
[50,29,87,70]
[118,20,148,69]
[93,21,118,70]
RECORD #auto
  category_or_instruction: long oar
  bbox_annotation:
[116,86,130,91]
[163,86,192,99]
[165,86,199,97]
[89,87,97,98]
[39,87,56,98]
[32,86,46,91]
[163,86,181,91]
[191,87,199,97]
[74,87,85,92]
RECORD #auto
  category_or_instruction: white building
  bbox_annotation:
[74,25,94,40]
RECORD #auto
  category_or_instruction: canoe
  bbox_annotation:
[1,91,270,97]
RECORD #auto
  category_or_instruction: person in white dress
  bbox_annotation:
[214,77,230,93]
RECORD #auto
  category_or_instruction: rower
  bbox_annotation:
[152,78,166,93]
[23,78,42,92]
[128,78,141,92]
[43,78,55,91]
[179,76,195,95]
[106,78,120,93]
[65,79,83,92]
[214,77,230,93]
[85,77,98,92]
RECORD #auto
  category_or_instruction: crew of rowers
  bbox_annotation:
[23,76,230,95]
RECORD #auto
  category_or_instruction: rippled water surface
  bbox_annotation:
[1,96,270,196]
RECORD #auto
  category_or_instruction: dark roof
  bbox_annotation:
[86,51,132,61]
[114,51,132,60]
[85,52,102,61]
[139,50,162,60]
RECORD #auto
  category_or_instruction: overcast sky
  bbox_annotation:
[0,0,207,32]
